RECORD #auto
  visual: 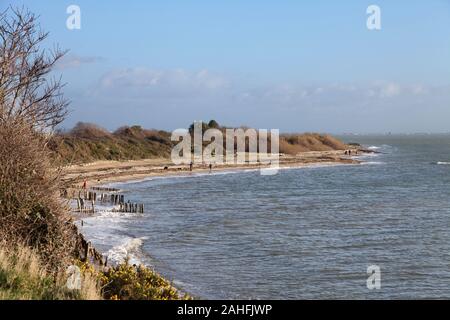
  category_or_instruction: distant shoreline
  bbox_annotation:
[62,149,366,188]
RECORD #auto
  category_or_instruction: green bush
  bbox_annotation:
[99,260,191,300]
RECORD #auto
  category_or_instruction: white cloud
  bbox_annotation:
[80,68,450,132]
[55,54,104,69]
[96,68,229,98]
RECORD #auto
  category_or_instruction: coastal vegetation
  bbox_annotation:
[50,123,173,164]
[0,244,100,300]
[0,7,189,300]
[50,121,349,165]
[78,260,190,300]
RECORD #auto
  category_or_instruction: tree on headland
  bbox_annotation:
[208,119,219,129]
[188,120,221,134]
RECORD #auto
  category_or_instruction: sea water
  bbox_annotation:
[78,134,450,299]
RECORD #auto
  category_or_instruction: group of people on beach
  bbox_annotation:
[344,150,358,155]
[189,162,213,173]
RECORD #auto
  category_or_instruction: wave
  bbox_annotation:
[436,161,450,165]
[362,161,385,165]
[366,144,394,152]
[106,237,147,265]
[96,208,141,219]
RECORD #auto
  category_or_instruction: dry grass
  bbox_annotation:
[50,123,174,165]
[280,133,348,155]
[1,7,78,272]
[0,244,101,300]
[0,119,76,271]
[69,122,112,139]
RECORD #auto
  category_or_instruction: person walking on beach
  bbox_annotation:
[209,163,212,173]
[82,180,87,190]
[189,161,193,172]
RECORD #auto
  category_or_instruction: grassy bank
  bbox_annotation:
[50,122,349,165]
[50,123,174,164]
[0,245,100,300]
[0,243,191,300]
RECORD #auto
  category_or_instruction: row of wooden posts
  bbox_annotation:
[114,202,145,214]
[64,187,144,215]
[63,189,125,205]
[85,192,125,205]
[90,186,120,192]
[75,198,144,214]
[75,198,95,214]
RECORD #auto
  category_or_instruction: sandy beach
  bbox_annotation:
[61,150,363,187]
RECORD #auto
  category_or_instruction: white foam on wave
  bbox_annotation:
[437,161,450,165]
[361,161,385,165]
[96,208,141,219]
[106,237,147,265]
[73,199,147,262]
[366,144,395,152]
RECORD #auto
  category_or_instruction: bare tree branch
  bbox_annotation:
[0,6,69,132]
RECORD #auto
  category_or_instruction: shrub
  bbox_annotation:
[70,122,112,139]
[0,7,77,271]
[0,119,76,271]
[99,260,191,300]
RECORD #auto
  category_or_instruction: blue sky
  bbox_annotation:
[3,0,450,133]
